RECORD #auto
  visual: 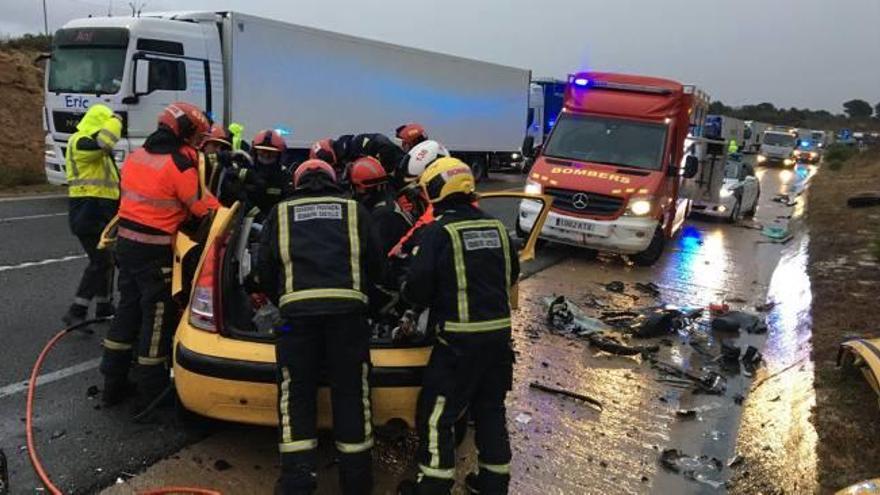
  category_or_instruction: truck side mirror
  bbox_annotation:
[522,136,535,158]
[683,155,699,178]
[134,58,150,95]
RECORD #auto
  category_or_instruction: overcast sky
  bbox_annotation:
[2,0,878,112]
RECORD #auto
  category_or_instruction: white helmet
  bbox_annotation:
[398,140,449,183]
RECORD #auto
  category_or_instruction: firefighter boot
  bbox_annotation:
[102,376,137,406]
[96,302,116,319]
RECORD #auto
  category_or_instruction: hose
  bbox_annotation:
[25,317,221,495]
[26,317,109,495]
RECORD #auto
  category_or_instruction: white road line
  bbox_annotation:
[0,212,67,223]
[0,193,66,203]
[0,357,100,400]
[0,254,87,273]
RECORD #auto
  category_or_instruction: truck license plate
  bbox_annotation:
[555,217,609,236]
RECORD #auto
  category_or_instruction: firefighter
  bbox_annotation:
[395,123,428,152]
[257,159,381,494]
[398,157,519,495]
[239,129,293,216]
[100,102,220,409]
[201,124,233,155]
[334,133,406,176]
[350,155,413,256]
[62,104,123,326]
[728,138,739,155]
[310,138,338,169]
[388,140,450,258]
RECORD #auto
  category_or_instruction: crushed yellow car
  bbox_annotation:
[172,190,552,428]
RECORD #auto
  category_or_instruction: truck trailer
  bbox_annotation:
[43,11,532,184]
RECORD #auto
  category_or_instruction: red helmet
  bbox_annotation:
[293,159,337,189]
[350,156,388,193]
[395,123,427,149]
[158,102,210,140]
[252,129,287,153]
[309,138,337,166]
[202,124,232,149]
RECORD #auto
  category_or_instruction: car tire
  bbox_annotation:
[630,227,665,267]
[470,157,488,183]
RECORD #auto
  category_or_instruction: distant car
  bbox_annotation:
[690,159,760,222]
[793,141,820,164]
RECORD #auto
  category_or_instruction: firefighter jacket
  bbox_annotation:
[118,128,220,236]
[403,203,519,334]
[259,191,382,317]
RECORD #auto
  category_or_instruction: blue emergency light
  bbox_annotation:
[275,126,292,137]
[573,77,590,87]
[800,140,810,147]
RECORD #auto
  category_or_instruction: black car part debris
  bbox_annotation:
[659,449,724,489]
[587,334,658,356]
[529,382,603,412]
[711,310,767,334]
[545,296,609,335]
[649,359,727,395]
[634,282,661,297]
[605,281,625,293]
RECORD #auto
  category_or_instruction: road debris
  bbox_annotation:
[213,459,232,471]
[847,191,880,208]
[659,449,724,488]
[708,303,729,316]
[755,301,777,312]
[720,343,741,363]
[588,334,658,356]
[605,281,625,293]
[515,412,533,425]
[727,455,745,468]
[49,430,66,440]
[633,309,685,338]
[545,296,610,335]
[650,359,726,395]
[711,310,767,334]
[529,382,603,411]
[676,409,697,419]
[760,225,793,244]
[86,385,99,398]
[634,282,661,297]
[771,194,798,207]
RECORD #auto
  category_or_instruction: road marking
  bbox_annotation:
[0,357,100,400]
[0,212,67,223]
[0,254,87,273]
[0,193,66,203]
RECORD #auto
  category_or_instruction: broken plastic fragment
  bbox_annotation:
[515,412,533,425]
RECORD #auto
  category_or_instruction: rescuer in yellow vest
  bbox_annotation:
[63,104,122,326]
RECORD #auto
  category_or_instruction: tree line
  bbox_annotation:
[709,99,880,132]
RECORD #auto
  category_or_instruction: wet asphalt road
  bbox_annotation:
[0,164,815,494]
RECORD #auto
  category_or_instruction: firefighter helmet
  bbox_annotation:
[252,129,287,153]
[293,159,337,189]
[350,156,388,193]
[419,157,475,204]
[399,140,449,184]
[158,102,210,140]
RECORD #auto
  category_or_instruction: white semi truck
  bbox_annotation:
[43,11,532,184]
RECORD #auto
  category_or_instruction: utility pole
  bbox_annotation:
[42,0,49,35]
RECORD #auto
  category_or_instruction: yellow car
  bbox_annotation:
[171,190,551,429]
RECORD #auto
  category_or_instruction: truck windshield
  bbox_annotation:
[543,114,667,171]
[763,133,796,147]
[48,28,128,95]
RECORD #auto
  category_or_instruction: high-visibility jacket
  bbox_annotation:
[65,104,122,200]
[728,139,739,154]
[258,192,381,317]
[118,128,220,236]
[403,203,519,334]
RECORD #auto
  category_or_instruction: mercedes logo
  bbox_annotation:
[571,192,590,210]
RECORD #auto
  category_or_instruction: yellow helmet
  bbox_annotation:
[419,157,476,204]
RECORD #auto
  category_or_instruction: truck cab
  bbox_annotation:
[517,72,704,266]
[757,129,797,167]
[43,13,224,184]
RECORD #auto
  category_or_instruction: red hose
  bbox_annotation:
[26,320,222,495]
[25,328,67,495]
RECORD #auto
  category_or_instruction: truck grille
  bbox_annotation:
[52,110,127,136]
[545,188,624,216]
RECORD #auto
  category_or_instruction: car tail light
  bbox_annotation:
[189,232,229,332]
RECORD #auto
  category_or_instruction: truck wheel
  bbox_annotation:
[726,200,741,224]
[630,228,665,267]
[470,158,488,183]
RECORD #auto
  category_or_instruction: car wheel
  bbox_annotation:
[470,158,488,183]
[630,227,665,267]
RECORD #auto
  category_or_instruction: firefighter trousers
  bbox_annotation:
[100,238,176,397]
[275,312,373,495]
[73,233,114,307]
[414,330,514,495]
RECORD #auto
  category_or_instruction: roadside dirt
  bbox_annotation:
[807,149,880,491]
[0,48,46,188]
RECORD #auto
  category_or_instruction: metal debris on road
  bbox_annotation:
[545,296,610,335]
[650,359,727,395]
[529,382,603,411]
[847,192,880,208]
[711,310,767,334]
[588,334,658,356]
[755,300,777,312]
